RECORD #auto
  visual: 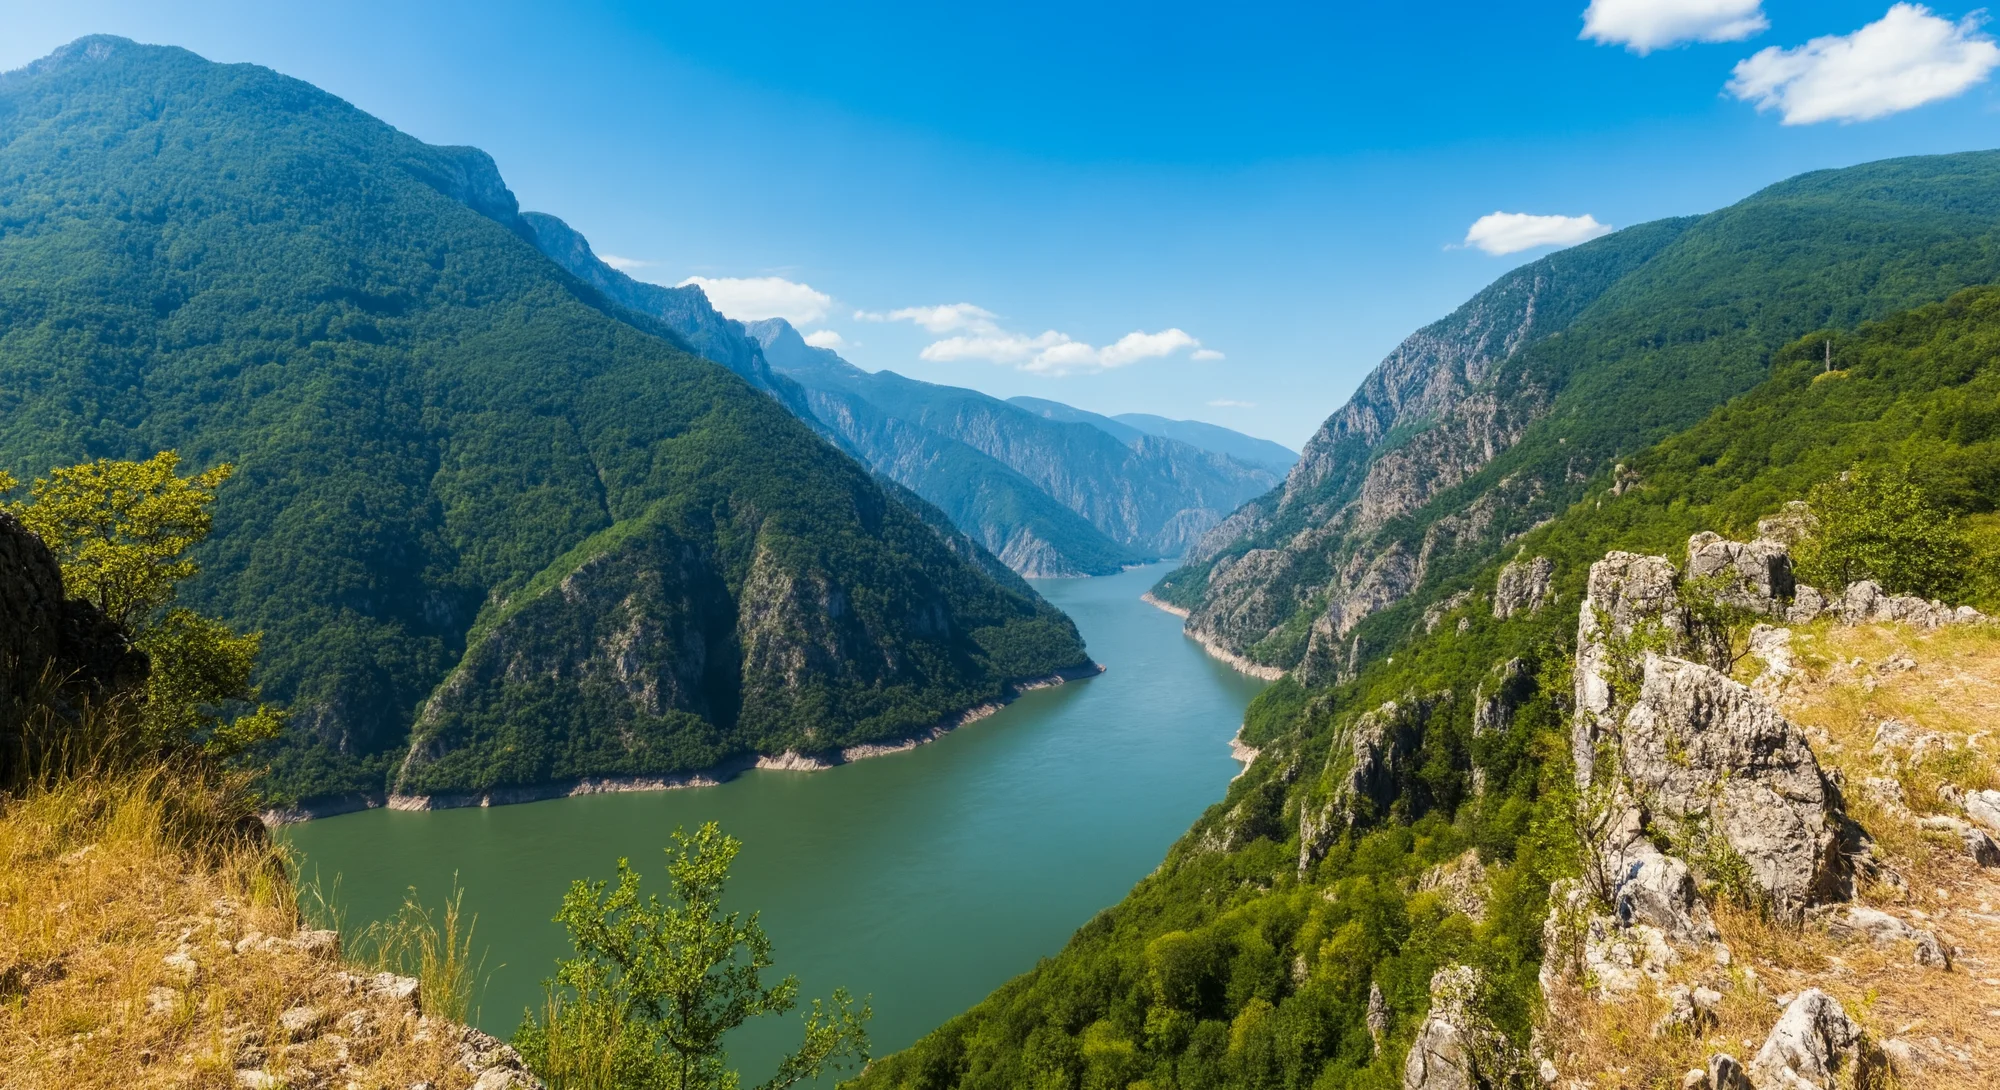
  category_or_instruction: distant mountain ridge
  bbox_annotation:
[1009,397,1299,474]
[520,211,1288,576]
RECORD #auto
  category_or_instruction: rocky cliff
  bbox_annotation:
[1160,151,2000,683]
[0,509,147,778]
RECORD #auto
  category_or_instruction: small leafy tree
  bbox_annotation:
[5,452,283,757]
[516,822,870,1090]
[1792,463,1968,600]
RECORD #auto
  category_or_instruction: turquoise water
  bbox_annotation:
[283,563,1266,1079]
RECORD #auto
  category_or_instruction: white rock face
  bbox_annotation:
[1574,552,1695,788]
[1493,556,1554,619]
[1685,532,1794,613]
[1750,989,1876,1090]
[1619,655,1848,919]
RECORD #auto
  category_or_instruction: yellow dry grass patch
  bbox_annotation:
[1544,620,2000,1090]
[0,767,473,1089]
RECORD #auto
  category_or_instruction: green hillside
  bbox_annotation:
[0,37,1090,806]
[1161,152,2000,678]
[853,276,2000,1089]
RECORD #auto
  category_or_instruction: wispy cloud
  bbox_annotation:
[1581,0,1768,54]
[865,303,1215,376]
[1462,212,1613,255]
[855,303,998,333]
[1208,399,1256,408]
[599,254,653,272]
[1727,3,2000,124]
[1192,348,1226,361]
[679,276,833,324]
[803,329,847,349]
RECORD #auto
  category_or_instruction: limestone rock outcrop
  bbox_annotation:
[1685,531,1794,614]
[1618,654,1850,919]
[1831,580,1986,628]
[1299,695,1438,876]
[1493,557,1554,619]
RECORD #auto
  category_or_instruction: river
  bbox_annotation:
[282,563,1267,1080]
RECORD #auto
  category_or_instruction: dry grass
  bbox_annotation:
[1544,620,2000,1090]
[0,762,480,1089]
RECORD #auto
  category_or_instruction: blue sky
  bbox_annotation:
[4,1,1999,446]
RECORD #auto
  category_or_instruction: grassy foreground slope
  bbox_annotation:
[0,37,1088,806]
[853,283,2000,1088]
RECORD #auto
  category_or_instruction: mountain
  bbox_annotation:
[1008,397,1300,474]
[518,209,1285,576]
[854,275,2000,1090]
[744,320,1284,563]
[0,37,1091,807]
[1155,151,2000,683]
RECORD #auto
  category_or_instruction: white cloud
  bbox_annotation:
[1581,0,1768,53]
[600,254,652,272]
[855,303,999,333]
[1208,399,1256,408]
[1727,4,2000,124]
[1463,212,1614,255]
[802,329,847,349]
[868,302,1214,375]
[678,276,833,324]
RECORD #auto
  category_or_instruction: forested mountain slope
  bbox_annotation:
[1158,152,2000,683]
[747,320,1283,564]
[0,36,1090,807]
[856,278,2000,1090]
[1009,397,1299,475]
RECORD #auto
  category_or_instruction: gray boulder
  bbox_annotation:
[1964,788,2000,838]
[1685,532,1794,614]
[1612,854,1719,943]
[1619,655,1849,919]
[1707,1053,1749,1090]
[1825,906,1950,969]
[1785,585,1827,624]
[1750,989,1878,1090]
[1493,556,1554,620]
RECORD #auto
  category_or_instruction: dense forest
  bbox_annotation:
[0,37,1091,807]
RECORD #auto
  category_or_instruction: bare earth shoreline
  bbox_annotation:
[1140,592,1287,681]
[259,663,1106,825]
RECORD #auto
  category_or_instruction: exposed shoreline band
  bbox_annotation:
[261,662,1105,825]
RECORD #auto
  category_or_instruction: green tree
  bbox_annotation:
[5,452,283,758]
[516,822,870,1090]
[1793,464,1970,600]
